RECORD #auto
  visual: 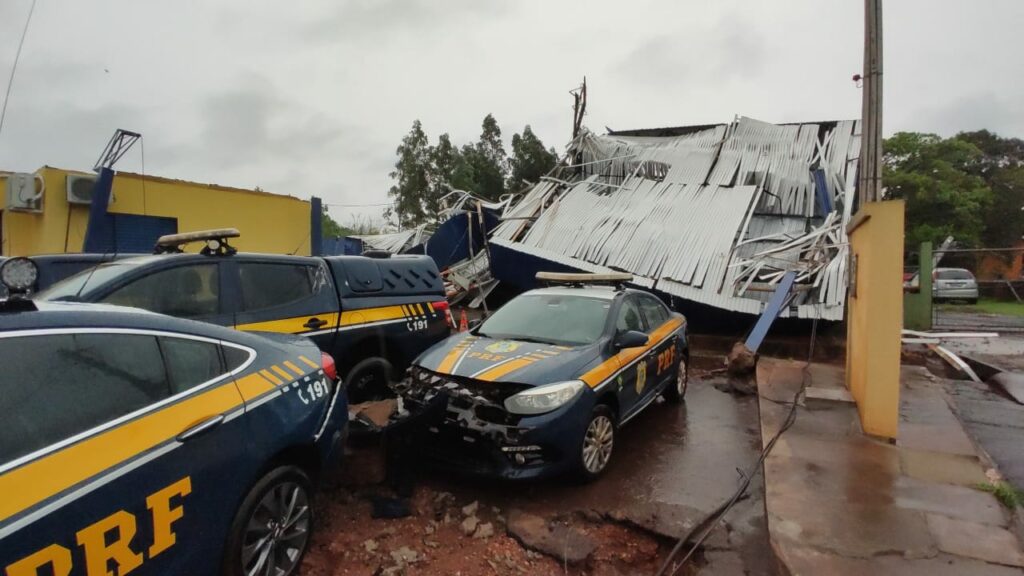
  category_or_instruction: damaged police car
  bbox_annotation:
[397,273,689,481]
[0,257,347,576]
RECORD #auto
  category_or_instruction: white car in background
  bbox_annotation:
[905,267,980,304]
[932,268,980,304]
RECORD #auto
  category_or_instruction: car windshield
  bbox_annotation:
[477,293,611,346]
[36,262,135,301]
[937,269,974,280]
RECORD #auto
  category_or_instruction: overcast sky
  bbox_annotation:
[1,0,1021,225]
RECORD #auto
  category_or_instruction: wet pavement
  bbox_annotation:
[944,334,1024,373]
[758,358,1024,575]
[418,367,775,575]
[942,374,1024,489]
[304,359,777,575]
[934,310,1024,332]
[936,334,1024,488]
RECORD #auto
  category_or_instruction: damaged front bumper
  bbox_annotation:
[395,368,596,480]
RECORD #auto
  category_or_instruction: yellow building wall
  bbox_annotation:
[845,200,905,440]
[2,167,311,256]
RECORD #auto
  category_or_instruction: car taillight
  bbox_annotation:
[431,300,454,329]
[321,351,338,381]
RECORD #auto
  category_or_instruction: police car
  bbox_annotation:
[36,229,450,402]
[0,257,347,576]
[398,272,689,480]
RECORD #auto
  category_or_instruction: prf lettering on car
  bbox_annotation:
[5,477,191,576]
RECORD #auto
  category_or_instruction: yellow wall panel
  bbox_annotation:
[845,200,905,440]
[2,167,310,256]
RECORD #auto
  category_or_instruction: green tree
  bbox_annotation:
[956,130,1024,179]
[883,132,992,250]
[321,211,353,237]
[450,151,478,193]
[387,120,433,227]
[508,125,559,192]
[955,130,1024,248]
[427,133,461,214]
[463,114,508,201]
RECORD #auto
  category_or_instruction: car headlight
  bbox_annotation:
[504,380,586,415]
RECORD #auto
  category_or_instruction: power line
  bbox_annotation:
[0,0,37,140]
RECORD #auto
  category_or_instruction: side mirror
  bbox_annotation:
[614,330,649,350]
[468,318,482,330]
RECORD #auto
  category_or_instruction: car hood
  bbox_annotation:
[414,331,602,386]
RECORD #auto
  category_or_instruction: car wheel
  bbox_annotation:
[662,355,688,404]
[576,405,616,482]
[345,357,394,403]
[223,466,313,576]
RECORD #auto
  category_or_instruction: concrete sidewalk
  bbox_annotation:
[757,358,1024,575]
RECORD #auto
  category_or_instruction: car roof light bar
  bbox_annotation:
[154,228,240,255]
[535,271,633,289]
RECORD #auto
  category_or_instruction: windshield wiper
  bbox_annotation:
[508,336,559,346]
[480,332,561,346]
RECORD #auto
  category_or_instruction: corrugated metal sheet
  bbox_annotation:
[496,116,861,320]
[353,225,428,253]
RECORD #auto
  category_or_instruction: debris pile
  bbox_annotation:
[302,484,675,575]
[491,117,863,320]
[354,226,429,254]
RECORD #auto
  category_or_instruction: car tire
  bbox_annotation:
[345,357,394,403]
[575,405,616,482]
[662,355,688,404]
[223,465,313,576]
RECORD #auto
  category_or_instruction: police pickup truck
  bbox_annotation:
[38,229,451,401]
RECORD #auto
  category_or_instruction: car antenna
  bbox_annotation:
[74,249,113,300]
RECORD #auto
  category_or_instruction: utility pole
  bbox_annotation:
[858,0,884,206]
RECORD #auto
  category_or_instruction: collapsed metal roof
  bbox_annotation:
[491,116,861,320]
[353,226,428,253]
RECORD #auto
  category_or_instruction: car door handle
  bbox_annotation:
[304,317,328,330]
[177,414,225,442]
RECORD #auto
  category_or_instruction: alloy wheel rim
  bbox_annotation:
[582,414,614,473]
[241,481,310,576]
[677,358,688,396]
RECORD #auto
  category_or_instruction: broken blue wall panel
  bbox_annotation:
[82,168,116,253]
[489,243,586,291]
[310,196,323,256]
[813,169,833,216]
[322,237,363,256]
[744,271,797,352]
[425,210,499,270]
[84,213,177,253]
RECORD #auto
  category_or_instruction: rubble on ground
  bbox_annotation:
[505,509,598,565]
[302,483,677,575]
[726,342,757,375]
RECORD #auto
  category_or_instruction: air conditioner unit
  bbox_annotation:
[4,172,43,212]
[67,174,99,205]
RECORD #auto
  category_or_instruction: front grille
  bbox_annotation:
[400,367,528,426]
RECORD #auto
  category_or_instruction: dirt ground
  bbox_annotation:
[301,485,671,576]
[302,355,770,576]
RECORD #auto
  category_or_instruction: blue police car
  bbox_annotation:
[0,257,347,576]
[398,273,689,481]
